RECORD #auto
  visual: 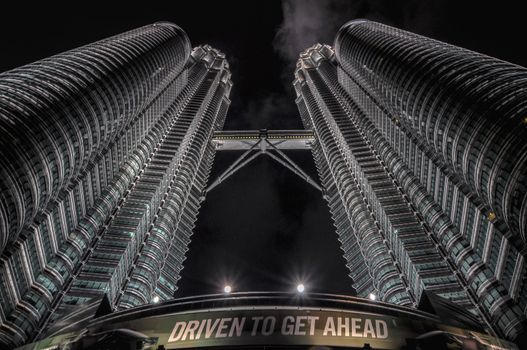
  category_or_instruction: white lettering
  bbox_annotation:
[376,320,388,339]
[167,314,389,342]
[281,316,295,335]
[363,319,376,338]
[323,317,336,336]
[251,316,264,335]
[205,319,220,338]
[195,319,207,339]
[261,316,276,336]
[216,318,232,338]
[307,316,319,335]
[351,318,361,337]
[229,317,246,337]
[168,321,186,342]
[337,317,349,336]
[294,316,307,335]
[182,320,200,340]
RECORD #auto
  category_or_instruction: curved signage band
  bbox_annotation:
[18,307,517,350]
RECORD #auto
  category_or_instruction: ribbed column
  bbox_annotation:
[335,20,527,248]
[0,23,193,348]
[295,47,413,306]
[333,20,527,339]
[0,22,190,250]
[117,49,232,308]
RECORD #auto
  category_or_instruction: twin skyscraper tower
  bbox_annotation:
[0,20,525,347]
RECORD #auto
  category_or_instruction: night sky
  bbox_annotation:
[1,1,526,298]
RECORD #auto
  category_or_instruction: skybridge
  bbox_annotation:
[207,129,322,194]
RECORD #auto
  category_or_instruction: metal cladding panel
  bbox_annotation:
[0,22,191,249]
[335,19,527,250]
[296,21,527,340]
[0,23,232,348]
[212,130,315,150]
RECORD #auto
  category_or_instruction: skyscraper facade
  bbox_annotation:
[1,18,526,349]
[294,20,526,339]
[0,23,231,347]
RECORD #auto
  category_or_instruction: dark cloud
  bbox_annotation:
[272,0,449,67]
[228,93,301,130]
[273,0,357,63]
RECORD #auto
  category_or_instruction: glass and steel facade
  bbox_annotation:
[294,20,526,339]
[0,24,231,348]
[1,16,526,348]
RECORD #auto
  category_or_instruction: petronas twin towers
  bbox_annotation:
[0,20,526,347]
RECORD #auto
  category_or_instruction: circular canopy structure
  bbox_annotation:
[16,292,516,350]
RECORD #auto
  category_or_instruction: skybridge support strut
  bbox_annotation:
[205,129,322,195]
